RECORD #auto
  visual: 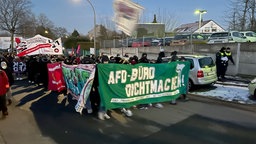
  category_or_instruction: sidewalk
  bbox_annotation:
[216,75,254,87]
[0,87,56,144]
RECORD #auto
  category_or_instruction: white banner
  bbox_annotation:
[113,0,144,36]
[16,34,63,57]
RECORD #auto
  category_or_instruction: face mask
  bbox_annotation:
[1,61,7,70]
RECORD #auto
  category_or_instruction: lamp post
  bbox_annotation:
[195,9,207,31]
[86,0,97,56]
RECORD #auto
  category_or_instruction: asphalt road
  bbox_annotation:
[0,80,256,144]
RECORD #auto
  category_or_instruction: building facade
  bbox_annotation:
[174,20,225,34]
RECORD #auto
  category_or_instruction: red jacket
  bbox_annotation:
[0,70,9,96]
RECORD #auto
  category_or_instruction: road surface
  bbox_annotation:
[0,80,256,144]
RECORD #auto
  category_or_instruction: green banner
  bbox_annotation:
[98,62,190,110]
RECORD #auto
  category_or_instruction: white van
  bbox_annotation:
[207,31,247,44]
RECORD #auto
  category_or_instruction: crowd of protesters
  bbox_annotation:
[0,50,189,119]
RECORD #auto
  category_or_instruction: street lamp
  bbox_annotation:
[195,9,207,30]
[86,0,97,56]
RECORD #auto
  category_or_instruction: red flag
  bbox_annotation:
[76,44,81,54]
[47,62,66,92]
[15,38,21,44]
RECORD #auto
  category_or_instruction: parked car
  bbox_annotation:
[151,38,163,46]
[121,38,135,47]
[240,31,256,42]
[170,34,206,45]
[248,78,256,99]
[132,37,155,47]
[162,54,217,91]
[207,31,247,44]
[164,37,174,46]
[151,37,174,46]
[170,34,189,45]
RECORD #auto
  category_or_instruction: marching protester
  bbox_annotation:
[96,55,111,120]
[167,51,190,104]
[27,56,37,84]
[0,66,10,117]
[40,55,50,90]
[178,56,189,102]
[156,50,165,63]
[170,51,179,62]
[0,55,14,105]
[169,51,179,105]
[137,53,164,109]
[114,55,133,117]
[216,47,228,80]
[13,56,24,80]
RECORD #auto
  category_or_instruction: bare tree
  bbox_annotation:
[240,0,249,30]
[156,9,180,32]
[17,13,37,38]
[226,0,256,31]
[249,0,256,30]
[99,16,116,31]
[36,13,55,29]
[35,13,56,39]
[0,0,32,51]
[52,27,69,38]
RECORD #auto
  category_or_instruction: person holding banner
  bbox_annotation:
[96,55,111,120]
[13,56,25,80]
[138,53,164,109]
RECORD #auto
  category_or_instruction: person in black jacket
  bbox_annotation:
[216,47,228,80]
[138,53,164,109]
[156,51,165,63]
[225,47,235,65]
[224,47,235,78]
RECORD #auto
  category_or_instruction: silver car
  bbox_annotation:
[162,54,217,90]
[248,78,256,98]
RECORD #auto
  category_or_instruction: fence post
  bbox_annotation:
[235,43,240,75]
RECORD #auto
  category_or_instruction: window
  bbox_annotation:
[204,27,210,32]
[187,59,194,69]
[212,27,217,32]
[199,57,215,68]
[232,32,241,37]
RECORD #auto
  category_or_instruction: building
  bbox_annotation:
[174,20,225,34]
[134,23,165,38]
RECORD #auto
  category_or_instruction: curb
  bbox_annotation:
[188,93,256,113]
[215,81,248,87]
